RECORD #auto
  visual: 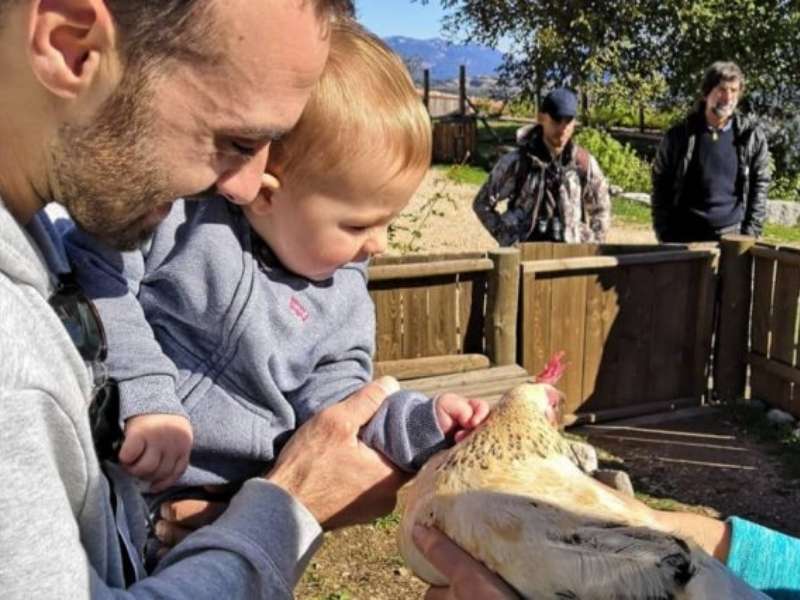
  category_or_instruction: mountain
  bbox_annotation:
[384,36,504,82]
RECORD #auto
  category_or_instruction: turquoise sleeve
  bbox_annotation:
[726,516,800,598]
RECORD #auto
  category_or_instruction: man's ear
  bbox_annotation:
[248,172,283,217]
[28,0,116,99]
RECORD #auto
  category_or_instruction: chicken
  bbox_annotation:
[398,382,768,599]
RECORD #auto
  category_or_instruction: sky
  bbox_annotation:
[355,0,448,40]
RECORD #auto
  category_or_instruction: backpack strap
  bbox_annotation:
[511,149,532,210]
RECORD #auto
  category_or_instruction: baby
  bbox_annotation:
[64,20,488,496]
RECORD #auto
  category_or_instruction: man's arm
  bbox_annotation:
[472,152,525,246]
[583,155,612,243]
[651,129,679,241]
[741,129,771,237]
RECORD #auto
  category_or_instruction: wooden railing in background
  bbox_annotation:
[517,242,719,420]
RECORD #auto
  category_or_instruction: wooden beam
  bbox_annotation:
[751,245,800,267]
[401,364,530,391]
[485,248,521,366]
[748,353,800,386]
[714,235,756,401]
[374,354,490,380]
[369,258,493,281]
[522,249,719,274]
[573,397,700,426]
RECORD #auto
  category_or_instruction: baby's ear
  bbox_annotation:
[249,172,282,216]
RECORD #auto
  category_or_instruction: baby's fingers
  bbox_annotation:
[467,398,490,428]
[119,434,146,466]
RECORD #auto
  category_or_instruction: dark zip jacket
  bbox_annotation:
[651,107,770,240]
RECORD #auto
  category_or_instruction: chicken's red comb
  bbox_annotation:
[534,351,567,385]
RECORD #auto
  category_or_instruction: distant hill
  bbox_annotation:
[384,36,504,82]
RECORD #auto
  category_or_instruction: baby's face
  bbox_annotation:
[246,155,426,281]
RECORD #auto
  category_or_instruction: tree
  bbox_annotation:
[417,0,800,116]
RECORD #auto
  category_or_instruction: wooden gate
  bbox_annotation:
[517,242,718,419]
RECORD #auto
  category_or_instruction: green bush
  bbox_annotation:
[587,101,683,131]
[770,173,800,202]
[574,127,652,193]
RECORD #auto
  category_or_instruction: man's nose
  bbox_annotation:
[216,145,271,206]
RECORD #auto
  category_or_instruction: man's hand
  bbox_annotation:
[119,413,193,493]
[267,376,409,530]
[413,525,519,600]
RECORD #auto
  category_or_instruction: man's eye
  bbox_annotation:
[231,140,258,157]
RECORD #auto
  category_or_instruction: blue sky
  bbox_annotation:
[356,0,448,40]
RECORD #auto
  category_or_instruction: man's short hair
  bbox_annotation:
[0,1,354,70]
[701,61,745,96]
[269,19,432,185]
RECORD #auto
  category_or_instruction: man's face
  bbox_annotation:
[705,79,741,122]
[54,0,329,250]
[539,113,576,154]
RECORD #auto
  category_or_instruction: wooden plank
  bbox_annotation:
[401,364,530,391]
[692,256,717,400]
[581,268,621,411]
[520,271,552,383]
[751,245,800,267]
[460,271,487,354]
[766,260,800,411]
[408,375,535,400]
[643,261,687,405]
[371,251,485,267]
[580,272,606,405]
[368,258,493,281]
[713,236,755,401]
[518,242,555,262]
[400,283,428,358]
[522,249,718,274]
[426,279,459,356]
[574,397,700,425]
[370,286,403,361]
[374,354,490,379]
[750,255,776,403]
[549,273,588,413]
[748,353,800,386]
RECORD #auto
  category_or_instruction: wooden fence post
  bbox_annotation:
[485,247,521,366]
[714,235,757,401]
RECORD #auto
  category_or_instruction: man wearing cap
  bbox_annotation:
[651,61,770,242]
[473,88,611,245]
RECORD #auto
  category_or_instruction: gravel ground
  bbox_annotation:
[387,169,656,256]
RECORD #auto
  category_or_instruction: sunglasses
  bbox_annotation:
[49,273,107,363]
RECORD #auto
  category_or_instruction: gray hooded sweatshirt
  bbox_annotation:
[0,200,321,598]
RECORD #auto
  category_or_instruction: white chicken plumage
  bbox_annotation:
[398,383,768,600]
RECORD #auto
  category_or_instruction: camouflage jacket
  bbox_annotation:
[473,125,611,245]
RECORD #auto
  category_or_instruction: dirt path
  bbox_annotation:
[387,169,656,256]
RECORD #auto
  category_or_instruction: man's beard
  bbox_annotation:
[51,70,174,251]
[712,102,736,119]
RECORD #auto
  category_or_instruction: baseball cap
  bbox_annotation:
[540,88,578,119]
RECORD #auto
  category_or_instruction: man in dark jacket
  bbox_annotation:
[651,62,770,242]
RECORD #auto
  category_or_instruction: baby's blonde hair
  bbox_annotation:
[269,19,432,185]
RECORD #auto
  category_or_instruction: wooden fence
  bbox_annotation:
[368,249,518,380]
[516,243,718,420]
[746,244,800,417]
[369,243,722,420]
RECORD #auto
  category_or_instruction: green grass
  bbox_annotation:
[611,197,651,226]
[373,511,401,530]
[763,222,800,246]
[433,164,489,187]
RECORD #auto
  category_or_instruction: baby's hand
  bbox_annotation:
[434,393,490,443]
[119,414,194,493]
